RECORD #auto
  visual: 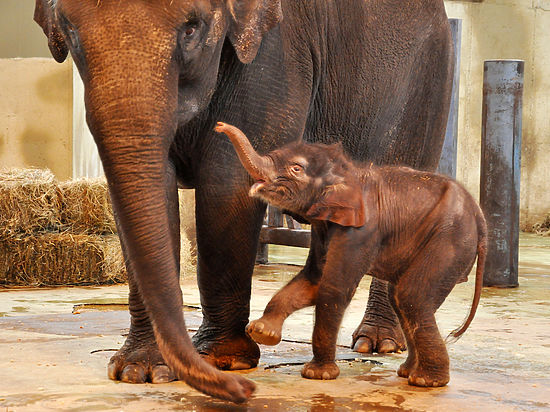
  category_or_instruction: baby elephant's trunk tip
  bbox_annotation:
[214,121,227,132]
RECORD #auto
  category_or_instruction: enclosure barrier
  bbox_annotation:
[480,59,524,288]
[257,206,310,264]
[437,18,462,178]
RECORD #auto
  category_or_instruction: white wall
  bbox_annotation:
[72,63,103,178]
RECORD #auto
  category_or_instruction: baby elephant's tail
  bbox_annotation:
[445,210,488,344]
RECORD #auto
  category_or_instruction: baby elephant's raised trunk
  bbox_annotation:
[214,122,274,181]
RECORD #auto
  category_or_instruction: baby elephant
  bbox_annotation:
[215,122,487,388]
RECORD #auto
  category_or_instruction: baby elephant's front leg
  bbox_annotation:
[302,266,364,380]
[247,275,319,345]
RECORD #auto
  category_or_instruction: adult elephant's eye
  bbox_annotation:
[184,27,196,37]
[180,20,201,43]
[178,21,203,56]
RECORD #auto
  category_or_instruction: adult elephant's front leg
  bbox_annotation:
[352,278,406,354]
[107,258,175,383]
[192,175,265,370]
[108,164,180,383]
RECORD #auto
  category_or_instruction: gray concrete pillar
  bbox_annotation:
[438,18,462,178]
[480,60,524,288]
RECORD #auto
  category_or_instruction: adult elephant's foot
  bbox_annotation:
[108,336,175,384]
[246,317,282,346]
[192,327,260,370]
[354,278,407,354]
[301,360,340,380]
[351,322,406,354]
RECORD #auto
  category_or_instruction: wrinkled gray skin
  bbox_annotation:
[217,122,487,387]
[34,0,452,402]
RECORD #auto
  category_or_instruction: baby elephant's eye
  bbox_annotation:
[290,165,303,174]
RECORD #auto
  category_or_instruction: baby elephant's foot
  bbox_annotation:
[397,358,417,378]
[407,368,449,387]
[301,361,340,380]
[246,317,282,346]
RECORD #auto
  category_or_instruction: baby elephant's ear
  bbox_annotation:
[306,183,365,227]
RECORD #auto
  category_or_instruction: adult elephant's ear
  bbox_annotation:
[34,0,68,63]
[306,183,366,228]
[226,0,283,64]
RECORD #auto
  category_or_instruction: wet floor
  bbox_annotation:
[0,233,549,411]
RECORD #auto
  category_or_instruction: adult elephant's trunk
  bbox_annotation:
[214,122,274,181]
[84,54,254,402]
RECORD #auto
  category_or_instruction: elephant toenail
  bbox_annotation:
[322,372,330,380]
[107,361,119,380]
[352,337,373,354]
[151,365,174,383]
[378,339,397,353]
[230,360,253,370]
[121,364,146,383]
[305,369,314,378]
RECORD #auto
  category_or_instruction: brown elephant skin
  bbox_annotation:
[217,122,487,387]
[34,0,453,401]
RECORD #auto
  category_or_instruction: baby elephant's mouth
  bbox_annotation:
[250,180,266,197]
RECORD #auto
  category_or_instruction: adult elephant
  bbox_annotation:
[35,0,453,402]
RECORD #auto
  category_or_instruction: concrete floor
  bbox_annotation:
[0,233,549,411]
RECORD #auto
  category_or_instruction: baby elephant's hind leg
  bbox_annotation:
[392,223,479,386]
[392,281,450,386]
[388,283,418,380]
[389,245,462,387]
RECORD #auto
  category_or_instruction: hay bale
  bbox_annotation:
[0,170,198,286]
[58,178,116,234]
[179,189,197,277]
[102,234,126,283]
[0,232,125,286]
[0,168,62,236]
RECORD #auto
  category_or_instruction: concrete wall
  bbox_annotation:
[0,58,73,180]
[0,1,74,180]
[73,65,104,179]
[0,1,51,58]
[0,1,101,180]
[445,0,550,229]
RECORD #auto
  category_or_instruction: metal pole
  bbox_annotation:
[480,60,524,288]
[438,18,462,178]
